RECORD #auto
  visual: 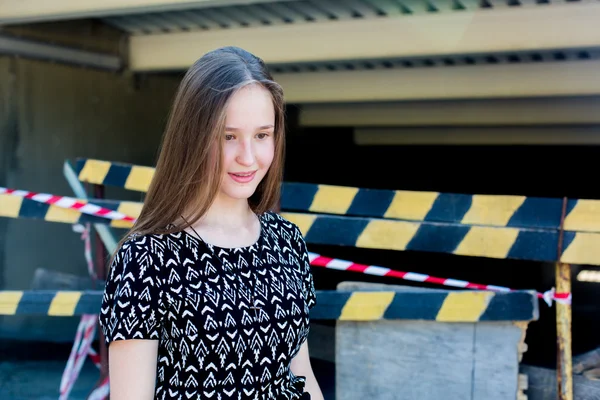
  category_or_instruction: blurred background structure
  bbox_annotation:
[2,1,600,399]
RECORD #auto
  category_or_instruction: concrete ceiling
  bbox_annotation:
[3,0,600,107]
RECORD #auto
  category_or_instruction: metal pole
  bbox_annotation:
[0,34,122,71]
[556,197,573,400]
[62,161,117,253]
[556,262,572,400]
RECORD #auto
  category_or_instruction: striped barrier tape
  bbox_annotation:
[72,223,97,279]
[87,346,101,369]
[74,158,600,233]
[61,328,109,400]
[3,188,600,265]
[307,252,570,306]
[59,314,97,400]
[0,187,135,225]
[60,223,109,400]
[0,289,538,322]
[88,376,110,400]
[0,192,141,228]
[60,327,109,400]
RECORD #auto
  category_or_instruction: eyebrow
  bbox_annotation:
[225,125,274,132]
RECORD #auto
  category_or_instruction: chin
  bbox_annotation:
[222,187,258,201]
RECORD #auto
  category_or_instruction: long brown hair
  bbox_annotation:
[113,46,285,257]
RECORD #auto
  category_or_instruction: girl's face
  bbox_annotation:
[218,84,276,203]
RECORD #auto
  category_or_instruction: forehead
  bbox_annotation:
[225,84,275,128]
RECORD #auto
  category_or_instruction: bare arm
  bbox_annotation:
[291,341,324,400]
[108,339,159,400]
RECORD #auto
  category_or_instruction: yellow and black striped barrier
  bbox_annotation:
[0,195,142,229]
[0,290,102,317]
[0,290,538,322]
[76,158,154,193]
[283,212,600,266]
[3,194,600,265]
[75,158,600,233]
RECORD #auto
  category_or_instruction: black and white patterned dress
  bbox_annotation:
[98,211,317,400]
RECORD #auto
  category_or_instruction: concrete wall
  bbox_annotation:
[0,56,180,341]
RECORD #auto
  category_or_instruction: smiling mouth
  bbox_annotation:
[229,171,257,183]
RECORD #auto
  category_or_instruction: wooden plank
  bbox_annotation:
[337,318,477,399]
[472,323,524,399]
[336,282,530,400]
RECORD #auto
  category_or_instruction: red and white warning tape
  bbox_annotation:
[87,375,110,400]
[59,316,109,400]
[59,223,109,400]
[83,347,110,400]
[59,314,97,400]
[307,252,572,306]
[0,187,135,224]
[72,223,97,280]
[87,346,101,369]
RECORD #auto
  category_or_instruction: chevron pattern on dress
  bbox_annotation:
[99,211,316,399]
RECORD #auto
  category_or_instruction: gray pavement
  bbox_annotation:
[0,360,100,400]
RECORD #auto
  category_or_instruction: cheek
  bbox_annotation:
[259,142,275,167]
[221,146,236,169]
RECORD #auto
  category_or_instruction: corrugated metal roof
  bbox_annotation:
[100,0,578,35]
[268,48,600,73]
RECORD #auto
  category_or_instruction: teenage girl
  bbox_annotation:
[99,46,324,400]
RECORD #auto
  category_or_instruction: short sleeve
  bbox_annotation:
[292,225,317,310]
[98,235,166,344]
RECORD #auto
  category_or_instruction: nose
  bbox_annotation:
[236,139,255,167]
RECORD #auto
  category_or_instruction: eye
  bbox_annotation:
[225,134,234,141]
[256,132,270,140]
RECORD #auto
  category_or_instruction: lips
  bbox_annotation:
[228,171,257,184]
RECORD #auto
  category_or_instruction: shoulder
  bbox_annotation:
[116,231,169,256]
[261,211,304,239]
[110,230,181,274]
[260,211,308,259]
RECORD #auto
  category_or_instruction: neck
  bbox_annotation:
[196,193,255,229]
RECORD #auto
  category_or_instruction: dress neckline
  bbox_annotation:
[174,212,265,251]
